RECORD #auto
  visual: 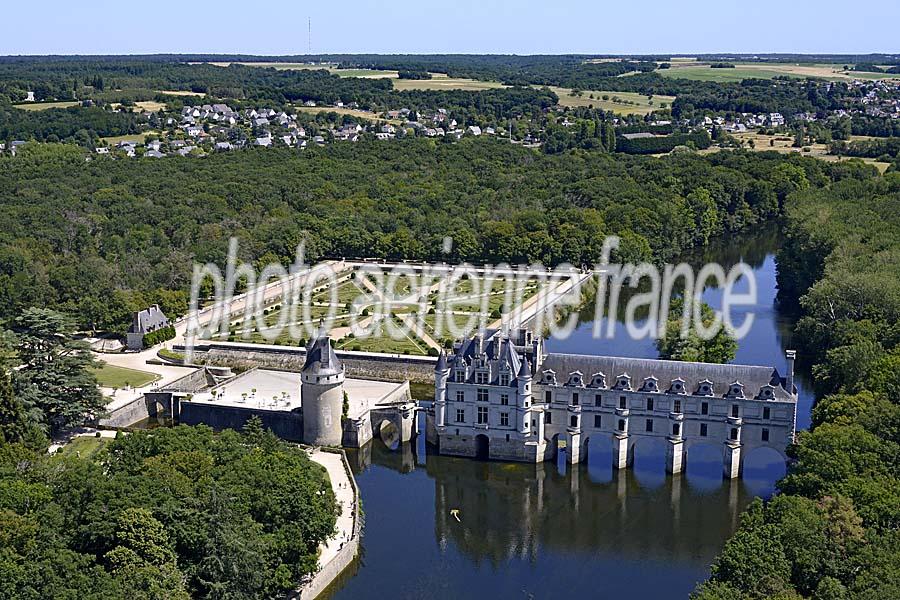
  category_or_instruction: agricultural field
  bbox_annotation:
[205,265,564,356]
[100,131,162,145]
[660,61,900,82]
[549,86,675,114]
[91,362,159,389]
[294,105,402,124]
[201,61,397,78]
[392,73,507,91]
[703,131,892,173]
[12,101,79,111]
[134,100,167,112]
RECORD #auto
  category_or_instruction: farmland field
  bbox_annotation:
[660,62,900,82]
[201,61,397,78]
[295,105,401,124]
[392,73,507,91]
[12,101,79,111]
[100,131,161,145]
[702,132,892,173]
[548,86,675,114]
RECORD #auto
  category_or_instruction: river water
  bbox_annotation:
[327,229,814,599]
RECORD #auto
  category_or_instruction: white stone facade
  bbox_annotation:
[433,329,798,479]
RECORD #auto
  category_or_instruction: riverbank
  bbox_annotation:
[295,448,362,600]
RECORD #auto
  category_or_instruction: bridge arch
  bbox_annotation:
[683,439,724,491]
[630,435,668,489]
[377,418,400,450]
[584,433,615,483]
[742,444,788,497]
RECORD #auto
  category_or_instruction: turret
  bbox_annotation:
[301,334,345,446]
[434,350,450,428]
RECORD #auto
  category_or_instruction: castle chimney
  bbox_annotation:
[785,350,796,395]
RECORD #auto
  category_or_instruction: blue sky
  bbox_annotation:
[4,1,898,55]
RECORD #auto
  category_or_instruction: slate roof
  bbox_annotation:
[539,353,791,399]
[302,335,342,377]
[129,304,168,334]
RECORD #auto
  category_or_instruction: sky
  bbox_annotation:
[3,1,898,56]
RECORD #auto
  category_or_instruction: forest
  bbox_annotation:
[0,422,338,599]
[694,173,900,600]
[0,139,871,334]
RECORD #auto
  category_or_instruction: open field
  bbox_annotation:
[392,73,507,91]
[295,105,401,124]
[201,61,397,78]
[12,101,79,111]
[135,100,167,112]
[100,131,161,145]
[660,62,900,82]
[91,362,159,388]
[702,132,892,173]
[158,90,205,96]
[549,86,675,114]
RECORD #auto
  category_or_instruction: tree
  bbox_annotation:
[105,508,190,600]
[657,298,737,364]
[10,308,105,434]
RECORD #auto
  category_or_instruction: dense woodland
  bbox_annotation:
[0,139,867,333]
[0,423,338,599]
[695,174,900,600]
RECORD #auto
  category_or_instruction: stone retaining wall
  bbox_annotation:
[294,448,362,600]
[181,342,437,384]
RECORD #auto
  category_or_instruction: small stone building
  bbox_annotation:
[126,304,170,351]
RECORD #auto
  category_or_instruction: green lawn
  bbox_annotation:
[92,363,159,388]
[58,436,110,459]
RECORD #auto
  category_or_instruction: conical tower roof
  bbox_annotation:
[302,334,342,377]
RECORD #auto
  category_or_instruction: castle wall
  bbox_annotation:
[179,402,304,440]
[182,341,436,384]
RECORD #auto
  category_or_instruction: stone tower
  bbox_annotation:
[301,334,345,446]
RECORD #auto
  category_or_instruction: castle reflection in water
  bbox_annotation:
[345,432,776,569]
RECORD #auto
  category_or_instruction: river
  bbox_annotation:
[326,228,814,599]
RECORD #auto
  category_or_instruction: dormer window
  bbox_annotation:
[455,370,465,383]
[615,374,632,391]
[759,385,775,400]
[567,371,584,387]
[542,370,557,386]
[590,373,607,388]
[500,373,510,386]
[728,382,745,398]
[670,378,686,394]
[696,380,713,396]
[475,370,488,385]
[643,377,658,392]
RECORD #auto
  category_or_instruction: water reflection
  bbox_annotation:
[332,439,757,600]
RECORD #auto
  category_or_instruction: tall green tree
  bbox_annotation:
[10,307,105,434]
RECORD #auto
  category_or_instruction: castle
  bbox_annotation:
[170,334,417,448]
[429,329,797,478]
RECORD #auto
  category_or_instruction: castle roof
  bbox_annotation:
[302,335,342,377]
[539,353,792,399]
